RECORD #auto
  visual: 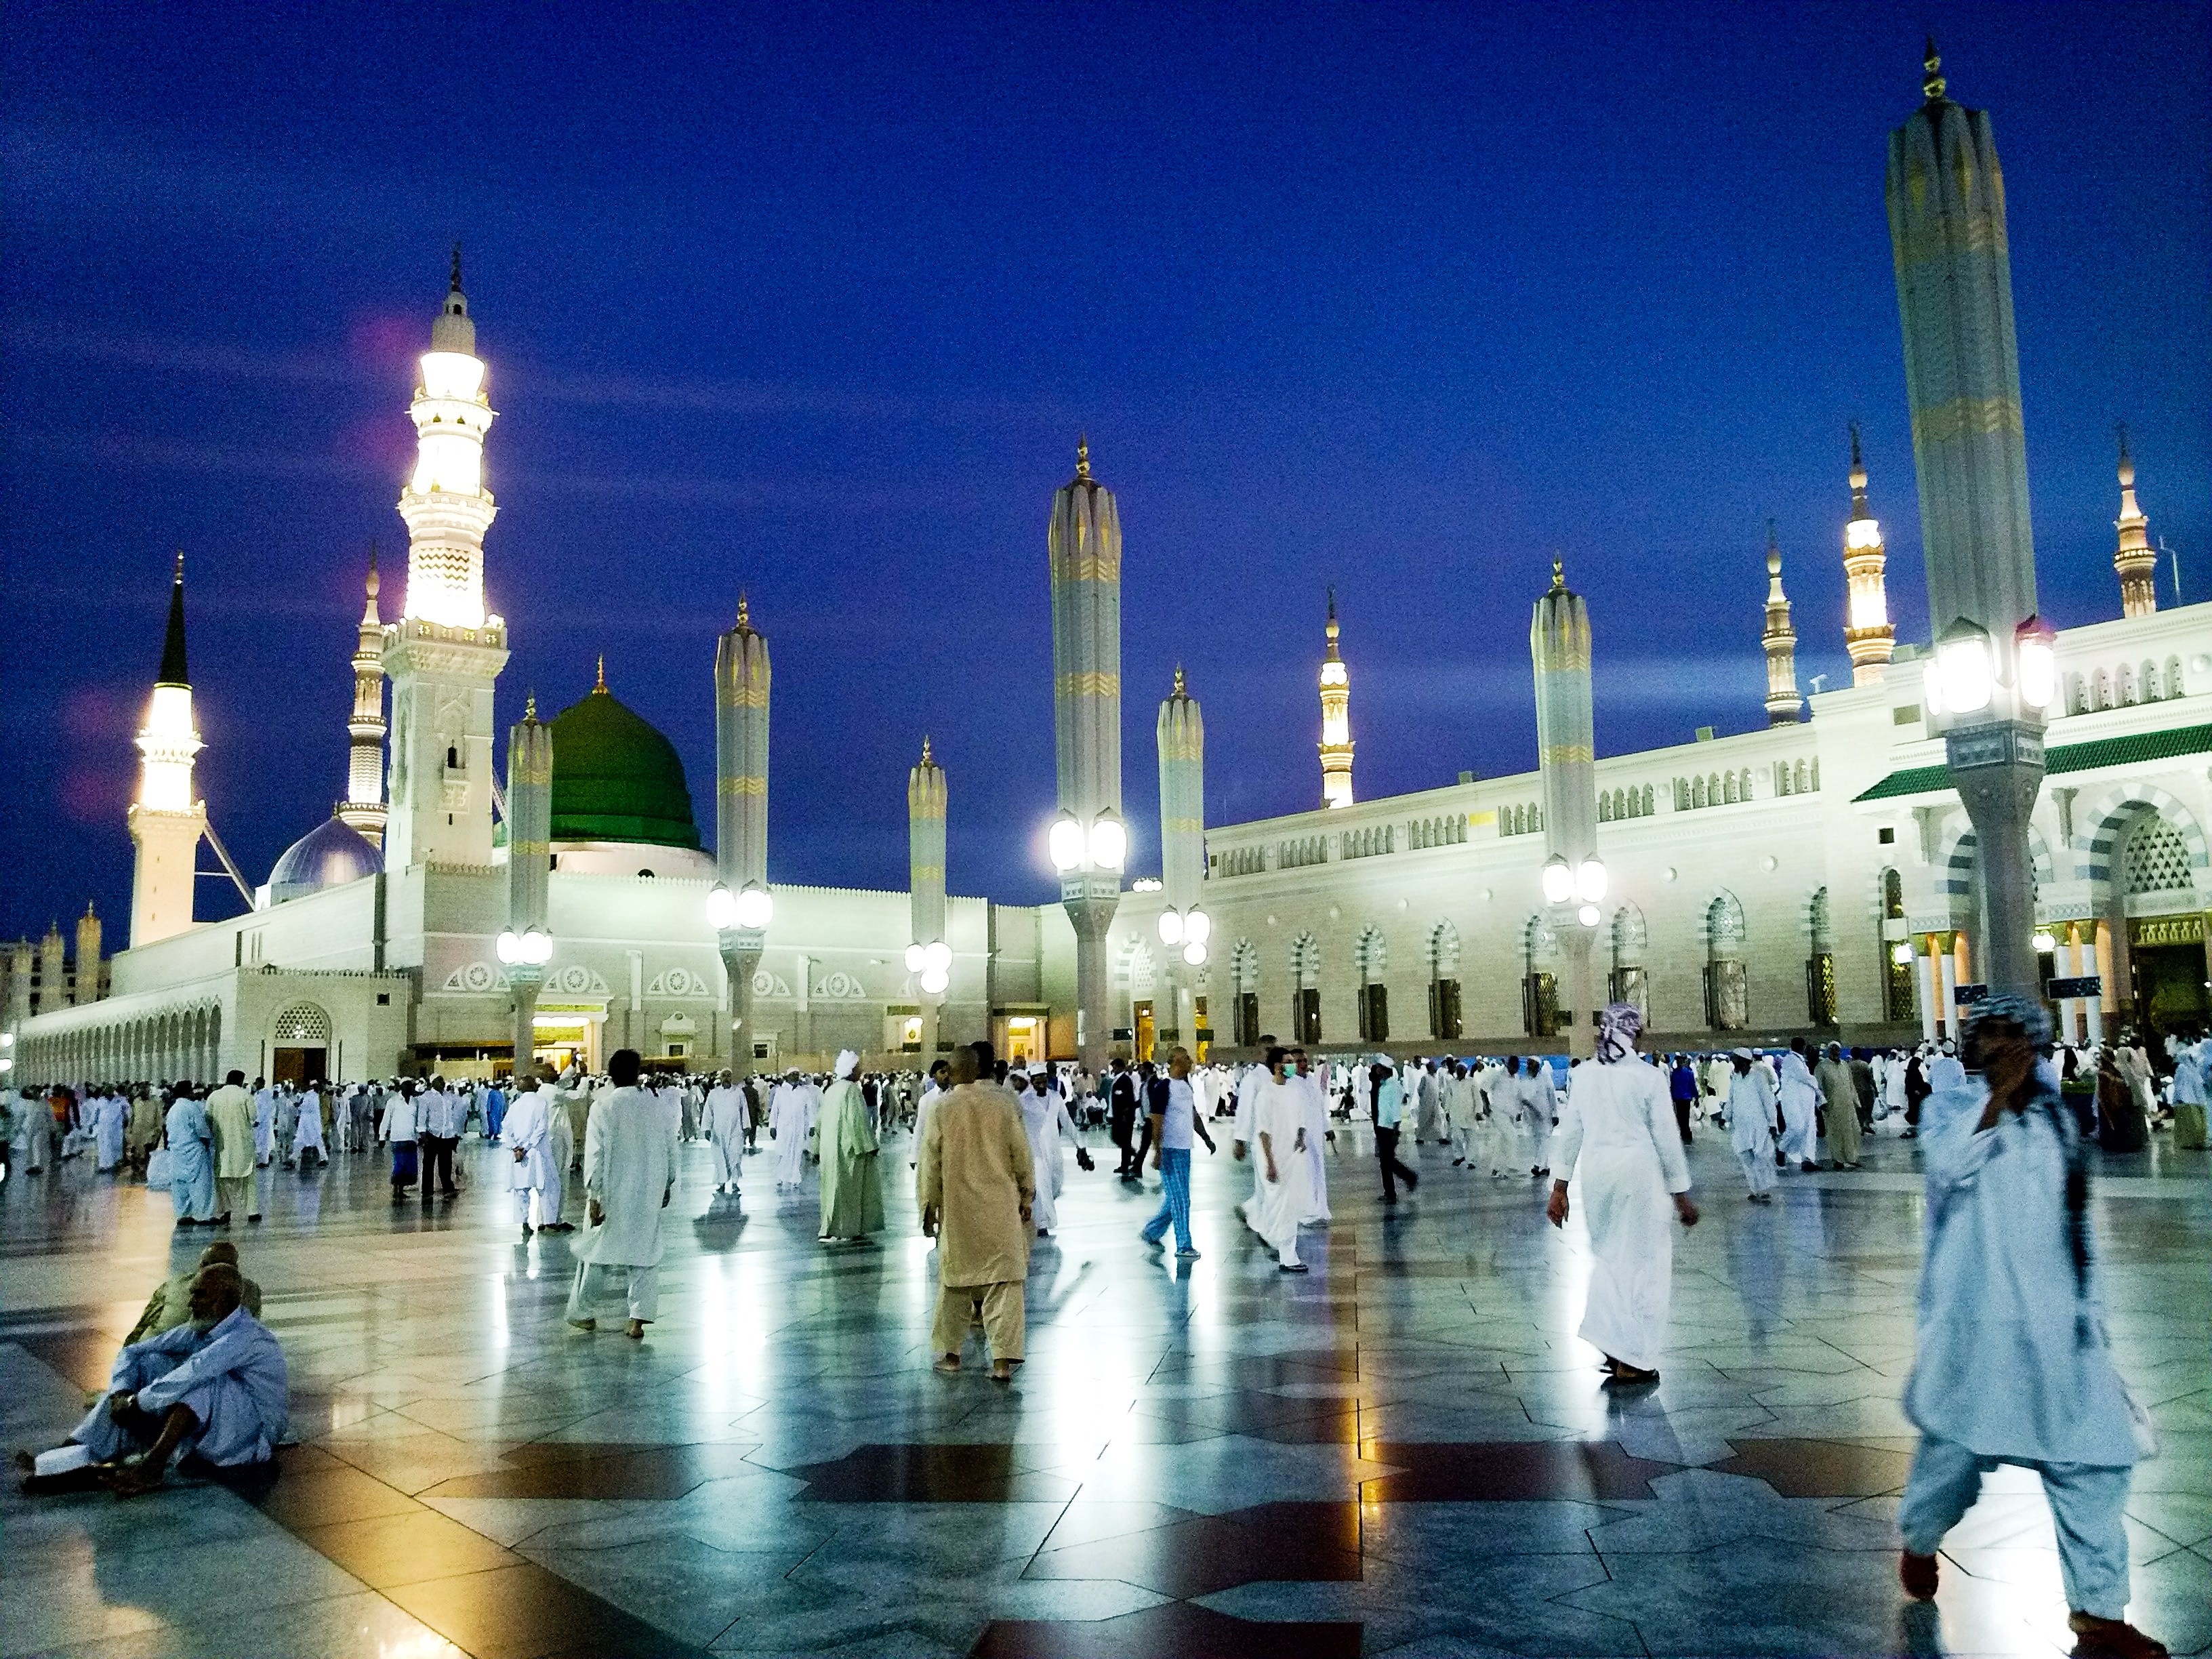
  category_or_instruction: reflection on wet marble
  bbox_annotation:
[2,1115,2206,1657]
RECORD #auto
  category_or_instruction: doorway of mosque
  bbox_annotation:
[2127,942,2210,1040]
[272,1046,326,1086]
[1132,1001,1155,1065]
[1004,1017,1040,1066]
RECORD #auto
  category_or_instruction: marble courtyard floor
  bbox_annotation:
[3,1114,2207,1659]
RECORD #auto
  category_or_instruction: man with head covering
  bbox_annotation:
[566,1049,674,1341]
[1519,1057,1558,1177]
[769,1067,819,1193]
[1776,1038,1821,1173]
[123,1242,264,1347]
[161,1086,217,1225]
[1727,1048,1780,1203]
[1021,1065,1087,1237]
[705,1068,748,1195]
[1253,1049,1318,1266]
[1546,1004,1699,1386]
[1813,1041,1862,1170]
[918,1042,1034,1379]
[20,1262,287,1498]
[1897,998,2166,1659]
[816,1051,884,1243]
[506,1067,567,1235]
[204,1070,258,1225]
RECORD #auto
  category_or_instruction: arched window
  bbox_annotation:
[1704,891,1748,1029]
[2093,669,2112,710]
[1723,773,1739,805]
[1692,777,1707,810]
[1599,794,1612,823]
[1230,939,1262,1046]
[1521,915,1561,1038]
[1806,887,1836,1025]
[2122,815,2194,896]
[1641,783,1656,816]
[2141,659,2159,701]
[1355,925,1389,1042]
[1608,903,1648,1018]
[2117,663,2135,705]
[1290,931,1322,1044]
[1427,920,1462,1040]
[2066,673,2087,715]
[2165,656,2184,699]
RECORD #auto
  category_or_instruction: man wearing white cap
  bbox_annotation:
[769,1067,818,1193]
[704,1068,747,1196]
[1727,1048,1780,1203]
[816,1051,884,1243]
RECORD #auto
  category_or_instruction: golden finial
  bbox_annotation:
[172,548,185,582]
[1767,518,1782,577]
[1075,433,1091,480]
[594,653,607,693]
[365,539,380,600]
[920,733,933,765]
[1923,37,1946,103]
[736,592,751,631]
[525,691,538,720]
[1173,664,1187,696]
[1550,555,1565,592]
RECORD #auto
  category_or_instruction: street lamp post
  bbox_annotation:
[1889,47,2050,999]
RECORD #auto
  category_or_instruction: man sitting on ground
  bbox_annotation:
[18,1263,287,1498]
[122,1242,264,1347]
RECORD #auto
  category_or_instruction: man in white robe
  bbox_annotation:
[1897,998,2165,1659]
[1230,1044,1273,1239]
[1546,1004,1698,1385]
[567,1049,674,1340]
[1291,1048,1331,1224]
[291,1086,327,1169]
[769,1069,818,1191]
[1250,1048,1313,1271]
[89,1088,127,1174]
[250,1081,276,1167]
[705,1069,748,1194]
[1776,1040,1821,1172]
[1726,1049,1780,1201]
[506,1073,565,1234]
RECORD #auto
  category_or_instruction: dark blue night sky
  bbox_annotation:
[4,1,2207,944]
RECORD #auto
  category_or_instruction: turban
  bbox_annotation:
[1596,1002,1643,1063]
[1965,993,2051,1048]
[834,1050,861,1080]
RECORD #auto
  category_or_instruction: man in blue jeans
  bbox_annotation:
[1141,1046,1215,1258]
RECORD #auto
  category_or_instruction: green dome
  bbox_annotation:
[547,684,701,851]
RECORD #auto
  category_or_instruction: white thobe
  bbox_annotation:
[705,1085,747,1187]
[292,1090,326,1158]
[1551,1056,1692,1372]
[1233,1064,1267,1233]
[91,1093,127,1170]
[1250,1078,1313,1265]
[506,1088,563,1225]
[1020,1089,1082,1233]
[769,1082,817,1189]
[1728,1070,1779,1194]
[577,1086,674,1267]
[1521,1065,1557,1168]
[1776,1053,1819,1164]
[1296,1072,1331,1223]
[251,1088,276,1164]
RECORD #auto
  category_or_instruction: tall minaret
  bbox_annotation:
[1842,426,1895,684]
[1156,667,1208,1057]
[73,903,102,1006]
[1048,436,1124,1072]
[382,249,510,872]
[128,552,207,949]
[1532,558,1599,1059]
[1318,588,1353,808]
[337,546,388,846]
[1762,523,1803,724]
[907,736,948,1059]
[2113,425,2158,618]
[503,697,553,1076]
[713,596,771,1061]
[1889,41,2045,999]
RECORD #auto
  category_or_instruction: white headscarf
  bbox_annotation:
[834,1050,861,1080]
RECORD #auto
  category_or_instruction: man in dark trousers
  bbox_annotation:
[1109,1058,1140,1179]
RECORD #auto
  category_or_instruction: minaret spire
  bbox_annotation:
[2113,423,2158,617]
[157,550,190,686]
[1922,36,1946,103]
[595,653,607,693]
[1842,425,1895,685]
[130,554,208,947]
[337,541,390,846]
[1762,521,1803,724]
[1318,590,1353,807]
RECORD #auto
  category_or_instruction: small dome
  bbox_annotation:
[548,684,701,851]
[270,814,384,904]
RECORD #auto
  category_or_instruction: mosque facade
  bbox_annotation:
[13,56,2211,1086]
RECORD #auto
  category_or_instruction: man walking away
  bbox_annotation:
[567,1050,673,1340]
[918,1043,1034,1380]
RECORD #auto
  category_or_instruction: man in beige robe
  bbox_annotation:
[917,1043,1034,1380]
[1812,1043,1863,1168]
[205,1070,258,1225]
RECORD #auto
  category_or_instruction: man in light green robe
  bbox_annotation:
[817,1051,884,1242]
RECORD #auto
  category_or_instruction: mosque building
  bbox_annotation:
[14,51,2212,1086]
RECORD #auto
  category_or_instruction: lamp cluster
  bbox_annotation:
[705,882,773,933]
[1925,614,2057,721]
[904,939,954,996]
[1048,808,1126,876]
[1155,905,1211,966]
[495,927,552,965]
[1541,853,1608,928]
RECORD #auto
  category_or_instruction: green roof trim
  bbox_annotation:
[1855,722,2212,802]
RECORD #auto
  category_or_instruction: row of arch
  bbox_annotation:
[1675,769,1756,811]
[1408,815,1468,849]
[1598,785,1657,821]
[2066,655,2185,715]
[16,1002,224,1086]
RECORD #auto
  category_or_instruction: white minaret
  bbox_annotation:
[383,249,510,872]
[2113,424,2158,619]
[1155,668,1208,1057]
[129,552,207,948]
[1842,426,1895,685]
[1318,589,1353,808]
[1761,522,1803,724]
[907,737,949,1061]
[336,546,388,846]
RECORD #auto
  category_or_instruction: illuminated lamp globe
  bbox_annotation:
[1158,909,1183,946]
[920,967,949,996]
[705,884,739,930]
[733,884,773,931]
[523,928,552,964]
[495,930,520,964]
[2016,614,2058,711]
[2032,928,2057,954]
[1185,908,1210,945]
[1891,942,1915,966]
[1182,940,1207,967]
[1577,903,1601,928]
[1935,617,1994,716]
[1575,856,1607,903]
[905,943,926,973]
[924,940,952,973]
[1048,811,1084,873]
[1088,812,1127,874]
[1540,856,1574,905]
